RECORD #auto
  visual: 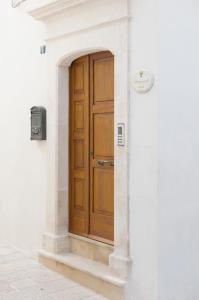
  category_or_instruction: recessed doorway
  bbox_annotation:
[69,51,114,245]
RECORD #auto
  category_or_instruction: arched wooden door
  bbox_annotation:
[69,51,114,244]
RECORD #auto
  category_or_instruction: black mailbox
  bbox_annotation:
[31,106,46,140]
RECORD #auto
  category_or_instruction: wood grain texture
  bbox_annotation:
[69,56,89,236]
[69,51,114,243]
[89,52,114,242]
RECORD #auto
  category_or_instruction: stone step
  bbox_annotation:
[38,249,126,300]
[68,233,113,265]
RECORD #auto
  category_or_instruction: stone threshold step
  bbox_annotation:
[38,249,125,287]
[68,233,113,265]
[38,250,126,300]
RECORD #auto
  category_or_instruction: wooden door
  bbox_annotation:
[69,55,89,236]
[89,52,114,242]
[69,51,114,243]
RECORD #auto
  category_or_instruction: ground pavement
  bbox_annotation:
[0,243,108,300]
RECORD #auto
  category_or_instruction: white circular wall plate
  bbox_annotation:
[133,69,154,93]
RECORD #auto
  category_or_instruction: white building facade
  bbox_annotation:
[0,1,199,299]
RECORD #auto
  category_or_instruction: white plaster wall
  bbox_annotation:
[0,1,199,299]
[0,3,46,255]
[158,1,199,299]
[128,0,158,299]
[129,1,199,299]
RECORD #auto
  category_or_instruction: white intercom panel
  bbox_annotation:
[117,123,125,146]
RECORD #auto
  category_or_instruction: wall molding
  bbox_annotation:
[45,15,130,42]
[21,0,94,20]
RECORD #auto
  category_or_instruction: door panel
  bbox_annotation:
[89,52,114,242]
[74,178,85,210]
[74,103,84,130]
[74,140,84,169]
[69,51,114,243]
[93,113,114,158]
[94,57,114,103]
[93,168,114,215]
[69,56,89,236]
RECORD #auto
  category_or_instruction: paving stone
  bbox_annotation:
[0,270,29,283]
[0,252,25,264]
[27,268,63,283]
[30,278,78,294]
[50,285,95,300]
[0,244,108,300]
[0,281,16,295]
[86,295,109,300]
[10,278,36,290]
[0,246,17,257]
[1,290,54,300]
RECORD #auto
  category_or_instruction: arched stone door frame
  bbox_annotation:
[41,18,131,278]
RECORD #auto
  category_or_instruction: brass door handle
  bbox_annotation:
[97,160,114,166]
